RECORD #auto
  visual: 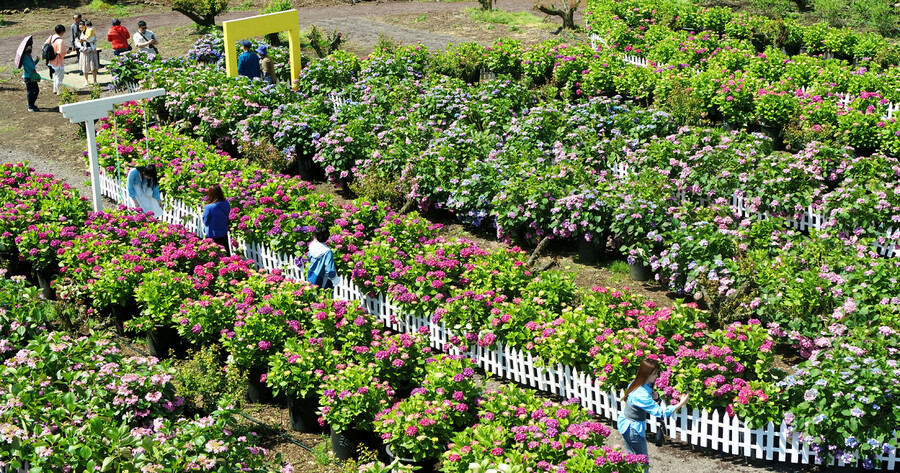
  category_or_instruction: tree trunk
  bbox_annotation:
[398,198,416,215]
[171,7,216,27]
[535,2,578,30]
[526,236,552,268]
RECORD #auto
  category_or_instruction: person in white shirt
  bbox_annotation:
[133,20,158,58]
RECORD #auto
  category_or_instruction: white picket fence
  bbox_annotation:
[96,173,899,470]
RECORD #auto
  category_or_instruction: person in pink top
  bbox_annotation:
[44,24,66,95]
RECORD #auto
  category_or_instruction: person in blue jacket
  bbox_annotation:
[306,227,339,291]
[20,42,40,112]
[202,184,230,255]
[126,164,162,216]
[237,40,260,79]
[617,358,689,472]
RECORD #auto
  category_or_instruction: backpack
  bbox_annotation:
[42,38,59,62]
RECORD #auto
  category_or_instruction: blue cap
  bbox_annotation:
[240,40,252,48]
[256,44,268,55]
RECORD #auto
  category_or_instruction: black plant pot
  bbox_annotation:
[385,444,438,473]
[110,301,140,336]
[147,324,182,359]
[577,238,599,265]
[33,267,57,300]
[246,366,273,404]
[781,44,801,56]
[758,123,784,150]
[629,262,652,282]
[330,426,381,462]
[392,383,418,401]
[287,394,324,433]
[5,255,35,284]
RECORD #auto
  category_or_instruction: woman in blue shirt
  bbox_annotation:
[126,164,163,216]
[618,358,689,472]
[202,184,230,255]
[305,227,339,291]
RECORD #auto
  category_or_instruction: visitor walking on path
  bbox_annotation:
[133,20,159,59]
[258,44,276,84]
[305,228,339,290]
[19,42,40,112]
[77,21,99,87]
[126,164,163,216]
[44,25,66,95]
[202,184,231,255]
[107,19,131,56]
[237,40,260,79]
[70,13,82,65]
[618,358,689,473]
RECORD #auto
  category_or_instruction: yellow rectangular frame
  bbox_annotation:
[223,10,303,86]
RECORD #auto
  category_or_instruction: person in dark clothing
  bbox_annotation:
[237,40,260,79]
[70,13,82,64]
[202,184,231,255]
[20,43,40,112]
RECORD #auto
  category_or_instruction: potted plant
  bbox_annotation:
[365,331,432,396]
[319,364,394,461]
[267,336,343,433]
[754,87,799,148]
[608,179,673,280]
[15,222,78,300]
[712,73,759,131]
[131,267,200,358]
[375,394,462,471]
[551,187,614,265]
[221,302,296,403]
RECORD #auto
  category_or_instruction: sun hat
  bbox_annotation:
[256,44,268,56]
[240,40,252,48]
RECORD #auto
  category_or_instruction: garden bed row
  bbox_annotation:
[95,172,900,470]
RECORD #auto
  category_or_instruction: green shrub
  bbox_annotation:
[171,345,247,415]
[852,0,897,35]
[812,0,847,26]
[753,0,792,19]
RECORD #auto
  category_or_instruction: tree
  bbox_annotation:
[479,0,494,11]
[169,0,229,29]
[534,1,578,30]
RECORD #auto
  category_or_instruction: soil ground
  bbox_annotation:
[0,1,850,472]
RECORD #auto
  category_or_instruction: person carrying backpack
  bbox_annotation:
[43,25,66,95]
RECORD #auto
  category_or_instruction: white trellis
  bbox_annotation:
[59,88,166,212]
[95,174,900,470]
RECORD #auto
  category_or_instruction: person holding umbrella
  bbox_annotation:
[15,36,40,112]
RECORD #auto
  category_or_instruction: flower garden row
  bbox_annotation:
[0,162,653,471]
[110,45,899,348]
[582,0,900,152]
[75,81,900,467]
[586,0,900,66]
